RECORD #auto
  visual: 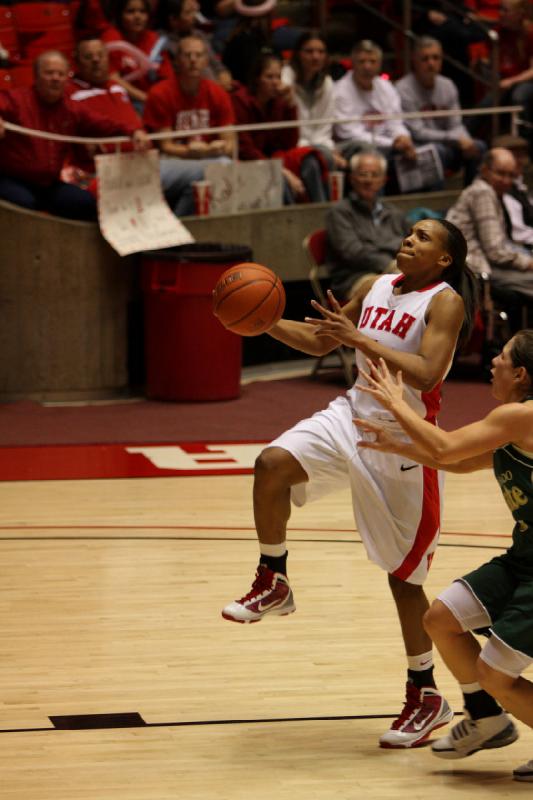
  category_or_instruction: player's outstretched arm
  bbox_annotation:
[358,358,531,463]
[353,417,493,473]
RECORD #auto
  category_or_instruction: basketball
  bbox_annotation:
[212,263,286,336]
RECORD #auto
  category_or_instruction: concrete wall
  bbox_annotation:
[183,190,459,281]
[0,190,459,401]
[0,200,133,402]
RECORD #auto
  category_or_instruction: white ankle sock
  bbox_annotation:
[460,681,483,694]
[260,542,287,557]
[407,651,434,671]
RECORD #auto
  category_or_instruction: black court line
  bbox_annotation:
[0,709,464,735]
[0,535,506,551]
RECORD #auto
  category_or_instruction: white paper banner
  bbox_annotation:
[204,159,283,214]
[96,150,194,256]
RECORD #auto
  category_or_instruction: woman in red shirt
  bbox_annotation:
[102,0,172,112]
[231,51,329,203]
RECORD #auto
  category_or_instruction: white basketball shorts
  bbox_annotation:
[269,395,444,584]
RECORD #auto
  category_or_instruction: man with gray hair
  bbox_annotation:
[396,36,485,186]
[333,40,416,166]
[0,50,148,219]
[325,149,409,299]
[446,147,533,327]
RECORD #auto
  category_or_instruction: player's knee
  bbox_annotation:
[423,599,455,638]
[254,446,294,486]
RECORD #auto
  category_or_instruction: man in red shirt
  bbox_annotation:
[66,37,145,177]
[143,33,236,216]
[0,50,148,220]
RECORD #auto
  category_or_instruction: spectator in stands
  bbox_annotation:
[411,1,489,108]
[143,33,235,216]
[102,0,173,113]
[281,30,347,172]
[231,50,328,204]
[446,147,533,324]
[467,0,533,144]
[66,37,144,180]
[0,50,148,220]
[325,149,408,299]
[396,36,485,187]
[333,40,417,169]
[492,133,533,247]
[496,0,533,145]
[156,0,232,90]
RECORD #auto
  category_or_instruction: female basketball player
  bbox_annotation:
[222,218,478,749]
[354,330,533,780]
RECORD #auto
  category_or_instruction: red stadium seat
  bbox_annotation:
[11,2,72,31]
[12,1,75,61]
[303,228,354,386]
[0,6,21,61]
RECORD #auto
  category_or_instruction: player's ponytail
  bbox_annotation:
[436,219,478,346]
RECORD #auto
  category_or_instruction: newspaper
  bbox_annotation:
[393,143,444,193]
[204,159,283,214]
[96,150,194,256]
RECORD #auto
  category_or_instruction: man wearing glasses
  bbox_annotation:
[447,147,533,321]
[325,149,409,300]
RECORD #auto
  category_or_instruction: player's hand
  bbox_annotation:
[132,129,151,152]
[353,418,406,454]
[305,289,359,346]
[357,357,404,410]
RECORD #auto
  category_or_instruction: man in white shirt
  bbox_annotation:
[396,36,485,186]
[333,39,416,166]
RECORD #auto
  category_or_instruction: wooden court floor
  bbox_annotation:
[0,470,531,799]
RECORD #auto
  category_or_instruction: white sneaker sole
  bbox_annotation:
[221,600,296,624]
[432,721,519,760]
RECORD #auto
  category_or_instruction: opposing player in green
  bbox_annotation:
[354,329,533,781]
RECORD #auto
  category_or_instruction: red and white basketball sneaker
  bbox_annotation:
[380,682,454,748]
[221,565,296,623]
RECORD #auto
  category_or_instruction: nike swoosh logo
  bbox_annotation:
[400,464,419,471]
[412,716,431,731]
[258,597,284,612]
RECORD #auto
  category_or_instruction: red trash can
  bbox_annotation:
[142,243,252,401]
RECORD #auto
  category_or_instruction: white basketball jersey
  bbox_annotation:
[347,273,455,421]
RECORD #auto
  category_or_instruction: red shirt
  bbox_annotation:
[101,27,172,92]
[0,86,139,185]
[230,84,298,161]
[66,77,144,171]
[143,75,234,141]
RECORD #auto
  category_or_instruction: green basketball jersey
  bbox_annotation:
[493,411,533,569]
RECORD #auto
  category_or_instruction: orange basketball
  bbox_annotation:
[212,262,286,336]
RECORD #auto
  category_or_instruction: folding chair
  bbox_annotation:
[478,272,530,365]
[303,228,354,387]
